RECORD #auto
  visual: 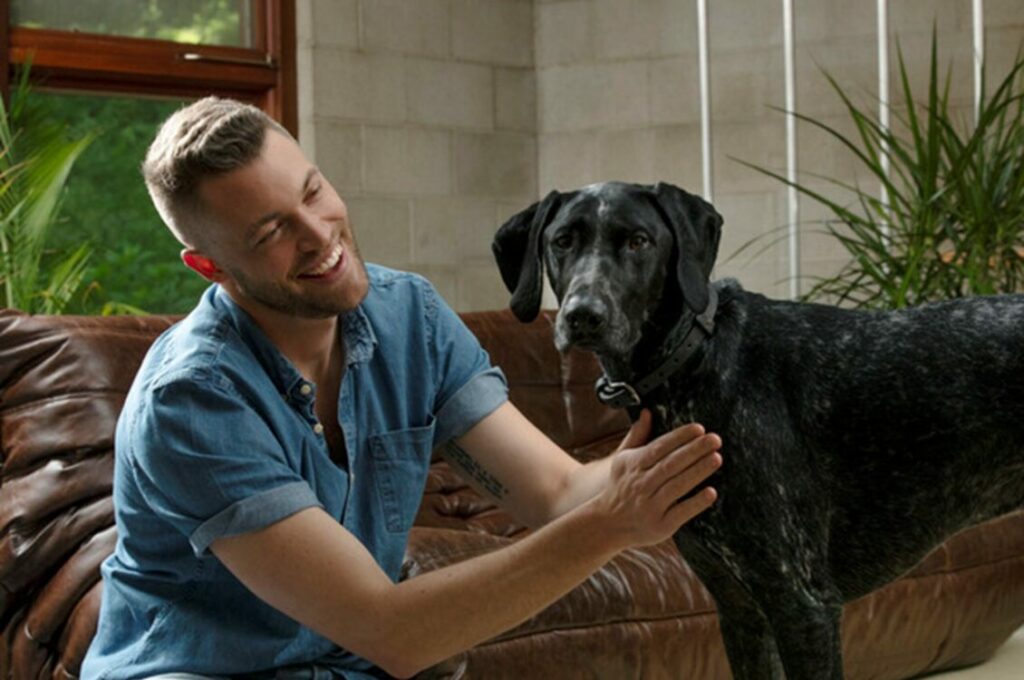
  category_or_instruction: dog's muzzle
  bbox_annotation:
[554,293,633,353]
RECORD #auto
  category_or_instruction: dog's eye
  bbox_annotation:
[552,234,573,250]
[628,233,651,250]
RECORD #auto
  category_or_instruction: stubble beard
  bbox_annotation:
[228,245,370,319]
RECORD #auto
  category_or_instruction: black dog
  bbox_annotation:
[492,181,1024,679]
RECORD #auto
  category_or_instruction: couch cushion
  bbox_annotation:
[0,311,177,679]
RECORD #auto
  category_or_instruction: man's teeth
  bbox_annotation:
[307,244,343,276]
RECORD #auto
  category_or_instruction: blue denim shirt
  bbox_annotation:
[82,265,508,679]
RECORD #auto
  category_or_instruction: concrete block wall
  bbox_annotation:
[536,0,1023,300]
[298,1,1024,310]
[297,0,535,311]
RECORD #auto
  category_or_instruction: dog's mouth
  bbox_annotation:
[553,310,638,357]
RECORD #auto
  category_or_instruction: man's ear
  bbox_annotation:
[647,182,723,315]
[181,250,225,282]
[492,190,565,322]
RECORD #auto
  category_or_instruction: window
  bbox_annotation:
[1,0,296,313]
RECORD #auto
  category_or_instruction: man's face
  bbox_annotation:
[196,130,369,320]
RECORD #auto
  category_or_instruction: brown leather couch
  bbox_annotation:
[1,309,1022,679]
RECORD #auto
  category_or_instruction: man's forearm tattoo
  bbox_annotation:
[442,441,508,500]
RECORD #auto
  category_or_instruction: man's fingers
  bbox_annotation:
[664,486,718,528]
[655,451,722,506]
[636,422,706,469]
[654,433,721,479]
[617,409,652,453]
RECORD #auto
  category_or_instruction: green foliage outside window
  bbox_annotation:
[12,0,253,47]
[31,91,209,314]
[0,73,94,314]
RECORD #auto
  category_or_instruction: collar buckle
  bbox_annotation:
[593,285,720,411]
[596,376,642,409]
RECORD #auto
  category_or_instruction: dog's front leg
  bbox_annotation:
[717,604,785,680]
[765,596,844,680]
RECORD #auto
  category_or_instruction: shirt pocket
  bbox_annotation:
[368,422,436,533]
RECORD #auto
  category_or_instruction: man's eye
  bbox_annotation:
[628,233,650,250]
[307,184,321,201]
[256,224,282,246]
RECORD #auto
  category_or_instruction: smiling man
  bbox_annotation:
[81,97,722,680]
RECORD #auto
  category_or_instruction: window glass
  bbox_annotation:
[12,0,257,47]
[29,90,208,314]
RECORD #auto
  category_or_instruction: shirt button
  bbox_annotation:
[313,422,324,435]
[300,383,313,396]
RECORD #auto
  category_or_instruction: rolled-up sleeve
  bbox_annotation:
[128,376,323,556]
[434,366,508,444]
[426,286,509,446]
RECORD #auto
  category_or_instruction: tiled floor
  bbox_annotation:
[925,627,1024,679]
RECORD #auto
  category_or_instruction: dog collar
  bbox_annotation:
[595,286,718,410]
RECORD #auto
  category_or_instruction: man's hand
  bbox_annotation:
[591,409,720,550]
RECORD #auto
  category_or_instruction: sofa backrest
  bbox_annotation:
[0,308,627,678]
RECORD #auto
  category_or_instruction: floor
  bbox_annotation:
[925,627,1024,678]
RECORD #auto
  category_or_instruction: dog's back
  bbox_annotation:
[695,284,1024,597]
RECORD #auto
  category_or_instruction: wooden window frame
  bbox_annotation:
[0,0,297,135]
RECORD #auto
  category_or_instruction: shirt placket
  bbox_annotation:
[289,379,328,442]
[338,369,358,521]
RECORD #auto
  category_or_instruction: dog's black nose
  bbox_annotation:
[564,297,607,334]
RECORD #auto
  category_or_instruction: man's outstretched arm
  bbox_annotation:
[211,413,720,678]
[444,401,689,527]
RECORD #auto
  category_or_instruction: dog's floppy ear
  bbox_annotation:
[648,182,723,315]
[492,190,564,322]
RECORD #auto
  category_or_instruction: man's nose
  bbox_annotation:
[294,206,332,249]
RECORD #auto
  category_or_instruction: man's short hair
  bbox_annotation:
[142,96,290,250]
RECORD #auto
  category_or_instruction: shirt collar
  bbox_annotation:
[210,285,378,396]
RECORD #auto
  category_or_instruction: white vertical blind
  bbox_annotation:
[877,0,891,238]
[973,0,986,122]
[697,0,713,203]
[783,0,800,299]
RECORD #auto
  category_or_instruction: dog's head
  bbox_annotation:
[492,182,722,357]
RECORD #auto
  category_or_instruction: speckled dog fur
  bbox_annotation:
[493,181,1024,680]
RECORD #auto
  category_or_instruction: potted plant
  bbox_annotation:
[743,33,1024,309]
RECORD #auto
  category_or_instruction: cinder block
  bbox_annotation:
[889,0,964,36]
[406,58,495,130]
[460,200,505,261]
[454,132,537,198]
[346,195,413,267]
[708,0,784,51]
[593,0,691,60]
[361,0,451,57]
[496,68,537,132]
[313,50,406,123]
[538,132,600,190]
[457,263,511,311]
[311,0,359,49]
[412,197,498,264]
[710,48,785,124]
[364,126,452,195]
[712,190,784,272]
[793,0,874,44]
[536,0,595,66]
[538,61,650,132]
[314,121,363,194]
[982,0,1024,29]
[650,56,703,126]
[452,0,533,67]
[651,124,705,191]
[596,128,657,184]
[711,120,787,193]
